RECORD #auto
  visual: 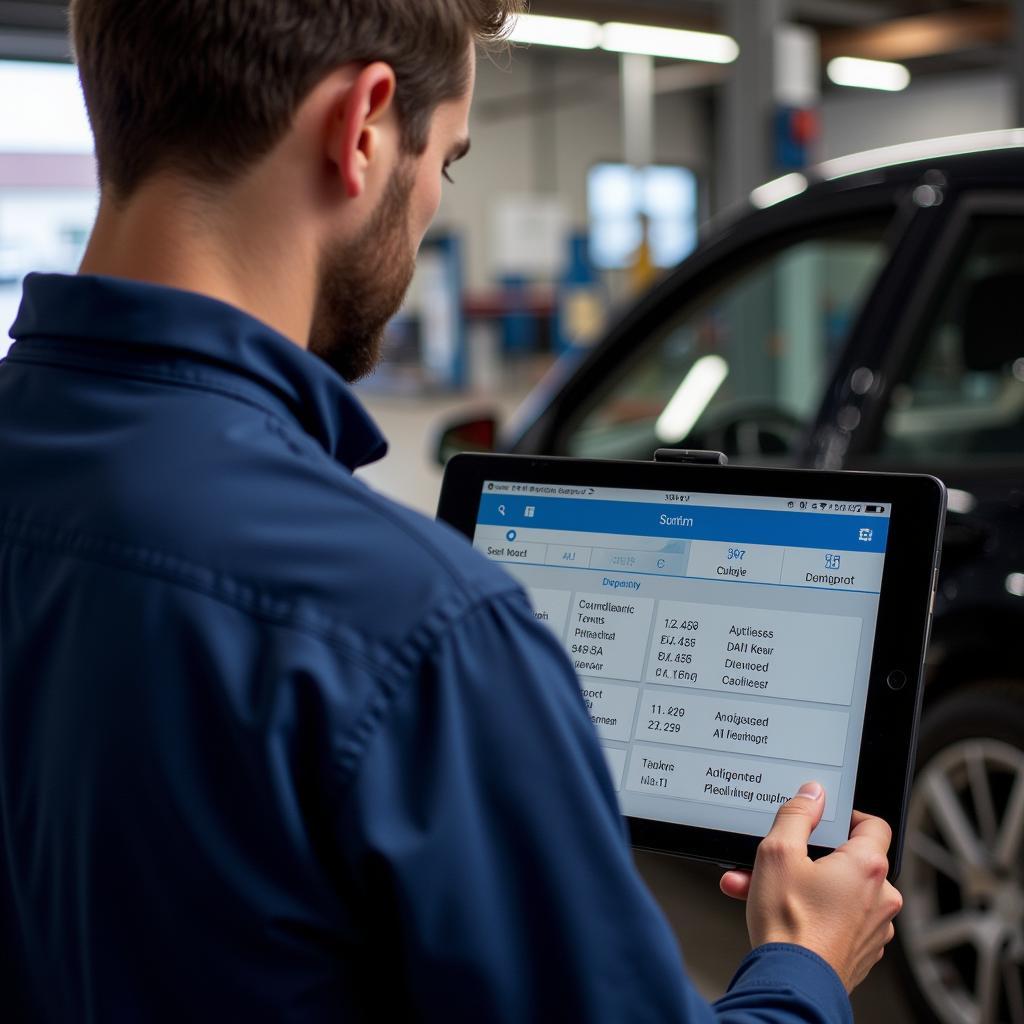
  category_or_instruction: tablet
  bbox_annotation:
[437,454,946,876]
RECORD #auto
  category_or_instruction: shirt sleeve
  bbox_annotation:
[337,589,853,1024]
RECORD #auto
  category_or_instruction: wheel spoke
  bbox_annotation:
[914,910,987,955]
[923,769,988,870]
[1004,959,1024,1024]
[908,828,964,882]
[976,937,1004,1024]
[995,772,1024,872]
[908,735,1024,1024]
[966,743,1001,848]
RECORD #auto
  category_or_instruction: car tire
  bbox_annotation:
[894,681,1024,1024]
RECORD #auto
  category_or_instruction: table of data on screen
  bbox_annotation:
[473,487,888,831]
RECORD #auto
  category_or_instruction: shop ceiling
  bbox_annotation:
[0,0,1016,73]
[535,0,1014,74]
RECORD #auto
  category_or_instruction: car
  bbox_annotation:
[439,130,1024,1024]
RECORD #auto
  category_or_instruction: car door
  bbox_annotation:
[845,194,1024,596]
[526,198,905,466]
[842,192,1024,1024]
[845,193,1024,483]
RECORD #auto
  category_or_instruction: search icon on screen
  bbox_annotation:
[498,504,507,516]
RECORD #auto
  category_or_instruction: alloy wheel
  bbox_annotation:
[902,738,1024,1024]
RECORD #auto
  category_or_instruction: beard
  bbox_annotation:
[308,162,417,383]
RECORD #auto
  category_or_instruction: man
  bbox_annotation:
[0,1,901,1021]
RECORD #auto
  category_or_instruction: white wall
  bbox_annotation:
[820,70,1015,162]
[437,49,712,291]
[443,56,1021,294]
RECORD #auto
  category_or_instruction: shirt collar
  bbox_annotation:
[8,272,388,471]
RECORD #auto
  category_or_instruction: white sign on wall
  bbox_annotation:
[490,194,569,279]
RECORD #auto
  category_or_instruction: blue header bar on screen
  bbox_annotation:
[476,494,889,553]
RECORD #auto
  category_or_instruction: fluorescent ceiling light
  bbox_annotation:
[509,13,602,50]
[750,172,808,209]
[656,355,730,443]
[507,15,739,63]
[602,22,739,64]
[827,56,910,92]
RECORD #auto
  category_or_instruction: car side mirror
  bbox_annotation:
[436,414,499,466]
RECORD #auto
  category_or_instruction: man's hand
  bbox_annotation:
[719,782,903,993]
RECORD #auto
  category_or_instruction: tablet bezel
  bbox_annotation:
[437,453,946,878]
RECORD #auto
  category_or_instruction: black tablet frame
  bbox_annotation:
[437,453,946,878]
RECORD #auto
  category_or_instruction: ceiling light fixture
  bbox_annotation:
[827,56,910,92]
[507,15,739,64]
[507,13,602,50]
[601,22,739,64]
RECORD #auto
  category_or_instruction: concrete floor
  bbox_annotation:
[355,387,918,1020]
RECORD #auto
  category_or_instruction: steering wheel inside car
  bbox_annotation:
[688,403,805,458]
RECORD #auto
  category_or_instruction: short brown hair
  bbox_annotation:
[70,0,521,198]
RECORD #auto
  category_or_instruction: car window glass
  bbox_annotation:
[562,221,889,463]
[877,218,1024,464]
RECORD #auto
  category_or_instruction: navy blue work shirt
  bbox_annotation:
[0,273,852,1022]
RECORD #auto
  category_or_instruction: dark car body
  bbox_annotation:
[447,132,1024,1024]
[498,136,1024,698]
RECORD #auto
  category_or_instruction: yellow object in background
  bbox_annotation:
[563,289,607,348]
[629,214,660,296]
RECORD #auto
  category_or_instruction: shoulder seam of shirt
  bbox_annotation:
[287,457,505,593]
[0,512,523,680]
[330,587,538,787]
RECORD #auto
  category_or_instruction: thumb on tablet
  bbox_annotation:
[720,869,752,900]
[721,784,825,901]
[763,782,826,850]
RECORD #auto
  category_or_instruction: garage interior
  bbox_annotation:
[2,3,1023,1023]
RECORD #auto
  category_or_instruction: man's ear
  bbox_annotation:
[327,62,398,200]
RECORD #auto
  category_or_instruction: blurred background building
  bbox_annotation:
[7,2,1024,392]
[6,2,1024,498]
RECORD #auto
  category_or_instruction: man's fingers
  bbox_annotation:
[760,782,826,852]
[720,870,751,901]
[847,811,893,856]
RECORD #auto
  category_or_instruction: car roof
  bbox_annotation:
[748,129,1024,212]
[503,131,1024,455]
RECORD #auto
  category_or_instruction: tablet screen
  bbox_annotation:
[472,481,891,850]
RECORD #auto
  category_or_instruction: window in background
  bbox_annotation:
[587,163,698,271]
[0,60,97,357]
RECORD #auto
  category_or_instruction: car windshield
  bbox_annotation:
[563,219,891,463]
